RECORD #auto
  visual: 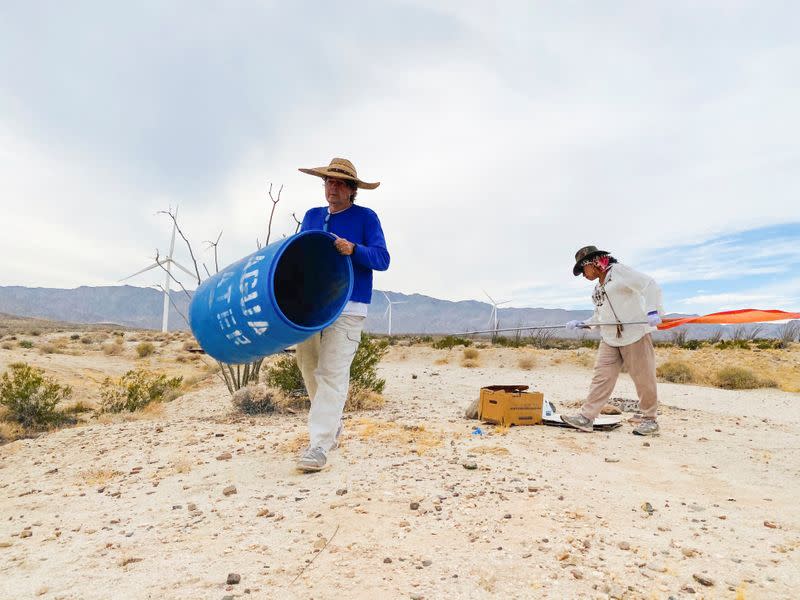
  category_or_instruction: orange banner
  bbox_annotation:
[658,309,800,330]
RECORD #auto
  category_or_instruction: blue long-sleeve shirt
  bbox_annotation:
[300,204,390,303]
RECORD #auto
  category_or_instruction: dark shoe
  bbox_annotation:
[561,414,594,433]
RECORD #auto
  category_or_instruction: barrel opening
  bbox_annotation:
[273,233,351,328]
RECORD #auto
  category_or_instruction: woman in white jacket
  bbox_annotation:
[562,246,664,436]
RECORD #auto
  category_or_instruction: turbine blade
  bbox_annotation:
[170,260,196,278]
[120,262,160,281]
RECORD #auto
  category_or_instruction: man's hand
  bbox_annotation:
[646,311,662,327]
[333,237,355,256]
[565,320,587,331]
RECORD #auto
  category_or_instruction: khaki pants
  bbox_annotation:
[296,314,365,452]
[581,334,658,420]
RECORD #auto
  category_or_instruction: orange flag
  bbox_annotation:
[658,309,800,330]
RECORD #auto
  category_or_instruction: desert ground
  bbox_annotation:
[1,325,799,599]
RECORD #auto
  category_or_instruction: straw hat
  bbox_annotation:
[572,245,610,276]
[298,157,380,190]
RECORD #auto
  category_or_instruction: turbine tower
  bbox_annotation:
[482,289,510,336]
[382,291,407,337]
[121,207,195,332]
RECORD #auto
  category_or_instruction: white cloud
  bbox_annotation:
[1,2,799,315]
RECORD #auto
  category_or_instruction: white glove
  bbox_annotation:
[565,320,585,331]
[646,311,662,327]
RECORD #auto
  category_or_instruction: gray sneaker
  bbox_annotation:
[632,420,659,436]
[296,446,327,472]
[561,414,594,433]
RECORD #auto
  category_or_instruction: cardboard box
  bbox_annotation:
[479,385,543,426]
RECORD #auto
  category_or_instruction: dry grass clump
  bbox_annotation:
[714,366,776,390]
[231,384,275,414]
[345,387,385,411]
[657,360,696,384]
[434,357,449,365]
[461,358,480,368]
[81,468,123,485]
[517,355,536,370]
[38,342,59,355]
[353,418,444,455]
[135,342,156,358]
[102,343,123,356]
[463,348,479,360]
[0,421,24,443]
[1,341,15,350]
[461,348,480,368]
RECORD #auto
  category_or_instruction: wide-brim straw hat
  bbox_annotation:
[573,245,610,276]
[298,157,380,190]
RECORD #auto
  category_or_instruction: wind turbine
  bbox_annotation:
[382,291,407,337]
[121,206,195,332]
[482,289,511,336]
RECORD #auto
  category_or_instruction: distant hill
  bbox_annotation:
[0,285,791,339]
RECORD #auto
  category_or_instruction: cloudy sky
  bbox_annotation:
[2,1,798,315]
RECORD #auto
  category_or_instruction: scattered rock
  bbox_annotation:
[336,488,347,496]
[462,461,478,470]
[618,541,630,550]
[764,520,778,529]
[410,502,420,510]
[20,530,32,539]
[256,508,274,518]
[604,458,620,463]
[641,502,654,514]
[226,573,241,585]
[383,557,392,563]
[692,574,714,587]
[216,452,232,461]
[223,485,237,497]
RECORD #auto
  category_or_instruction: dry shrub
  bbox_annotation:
[0,420,24,443]
[135,342,156,358]
[38,342,58,355]
[518,355,536,370]
[714,366,776,390]
[102,343,123,356]
[1,342,14,350]
[434,357,449,365]
[62,401,94,415]
[98,370,182,413]
[657,360,695,384]
[81,468,122,486]
[80,335,94,345]
[463,348,479,360]
[345,387,385,411]
[232,384,275,415]
[461,358,480,368]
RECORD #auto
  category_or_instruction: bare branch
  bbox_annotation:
[202,230,223,274]
[265,183,283,246]
[154,284,190,328]
[291,212,302,234]
[154,250,192,299]
[202,263,212,278]
[291,524,340,585]
[158,209,202,284]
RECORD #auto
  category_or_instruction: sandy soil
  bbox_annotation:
[1,343,799,599]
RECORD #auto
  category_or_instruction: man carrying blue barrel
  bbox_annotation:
[294,157,390,472]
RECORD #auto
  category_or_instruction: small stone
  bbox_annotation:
[20,530,32,539]
[692,574,714,587]
[462,461,478,470]
[604,458,620,463]
[642,442,650,447]
[256,508,273,518]
[682,548,698,558]
[336,489,347,496]
[764,520,778,529]
[411,374,418,379]
[226,573,241,585]
[383,557,392,563]
[571,569,583,579]
[641,502,654,514]
[422,559,432,567]
[410,595,424,600]
[503,513,511,519]
[410,502,420,510]
[618,541,630,550]
[223,485,237,497]
[216,452,232,461]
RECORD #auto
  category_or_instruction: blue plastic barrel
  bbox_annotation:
[189,231,353,363]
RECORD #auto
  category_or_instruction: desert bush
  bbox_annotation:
[410,335,433,345]
[70,334,81,340]
[461,358,479,368]
[682,339,703,350]
[136,342,156,358]
[670,329,687,347]
[0,363,72,429]
[102,343,123,356]
[463,348,479,360]
[266,334,388,400]
[30,330,41,337]
[1,342,14,350]
[348,334,388,394]
[714,366,776,390]
[231,383,275,414]
[38,342,58,354]
[62,401,94,415]
[717,339,750,350]
[432,335,472,350]
[657,360,695,384]
[19,340,34,349]
[265,354,306,395]
[493,335,525,348]
[98,370,182,413]
[80,335,94,345]
[518,355,536,370]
